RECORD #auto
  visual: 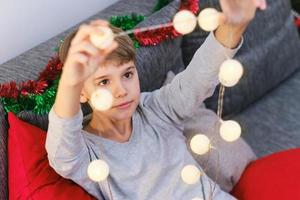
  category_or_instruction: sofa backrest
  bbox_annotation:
[181,0,300,118]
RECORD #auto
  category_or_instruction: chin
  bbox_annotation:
[110,102,137,121]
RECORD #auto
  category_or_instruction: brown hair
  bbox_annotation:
[59,24,136,65]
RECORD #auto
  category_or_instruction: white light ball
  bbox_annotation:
[173,10,197,35]
[191,198,204,200]
[90,26,114,49]
[190,134,211,155]
[91,89,113,111]
[218,59,244,87]
[220,120,242,142]
[181,164,201,184]
[87,159,110,182]
[197,8,220,32]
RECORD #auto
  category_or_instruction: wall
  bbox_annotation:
[0,0,119,64]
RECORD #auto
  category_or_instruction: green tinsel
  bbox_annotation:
[152,0,170,12]
[109,13,145,48]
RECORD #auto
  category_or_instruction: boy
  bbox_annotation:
[46,0,267,199]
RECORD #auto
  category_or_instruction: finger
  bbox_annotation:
[88,41,118,68]
[90,19,109,27]
[253,0,267,10]
[219,13,228,25]
[69,53,89,66]
[101,41,118,56]
[69,41,99,56]
[71,25,99,45]
[259,0,267,10]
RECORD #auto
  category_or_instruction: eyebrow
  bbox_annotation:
[94,66,136,81]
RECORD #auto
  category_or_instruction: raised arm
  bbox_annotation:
[45,20,117,199]
[142,0,267,125]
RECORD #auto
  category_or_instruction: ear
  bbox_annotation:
[80,90,89,103]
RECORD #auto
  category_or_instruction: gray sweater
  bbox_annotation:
[46,32,241,200]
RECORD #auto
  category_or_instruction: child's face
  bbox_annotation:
[81,60,140,121]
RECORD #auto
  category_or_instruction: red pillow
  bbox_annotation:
[231,148,300,200]
[8,112,96,200]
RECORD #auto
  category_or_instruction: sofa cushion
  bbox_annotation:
[181,0,300,117]
[8,112,96,200]
[232,68,300,157]
[164,71,257,192]
[231,148,300,199]
[184,105,257,192]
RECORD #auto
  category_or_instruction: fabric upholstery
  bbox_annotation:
[181,0,300,117]
[8,112,96,200]
[232,68,300,157]
[231,148,300,199]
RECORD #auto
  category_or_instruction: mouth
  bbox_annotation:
[113,100,134,109]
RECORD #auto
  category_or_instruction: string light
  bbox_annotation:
[173,10,197,34]
[219,120,242,142]
[218,59,244,87]
[190,134,211,155]
[181,164,202,184]
[91,88,113,111]
[197,8,221,32]
[87,159,110,182]
[90,26,114,49]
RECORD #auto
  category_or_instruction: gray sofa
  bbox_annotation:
[1,0,300,199]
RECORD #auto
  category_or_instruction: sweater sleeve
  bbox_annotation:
[141,31,243,125]
[45,107,104,199]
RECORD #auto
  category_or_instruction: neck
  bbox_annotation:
[85,112,133,143]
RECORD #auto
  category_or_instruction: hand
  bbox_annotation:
[62,20,118,86]
[214,0,267,48]
[219,0,267,26]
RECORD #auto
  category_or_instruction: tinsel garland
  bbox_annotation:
[109,13,145,48]
[134,0,199,46]
[0,56,62,114]
[1,78,59,115]
[0,0,200,115]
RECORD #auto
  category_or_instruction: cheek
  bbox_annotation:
[132,76,140,93]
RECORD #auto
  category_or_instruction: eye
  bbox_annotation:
[98,79,110,86]
[124,71,133,79]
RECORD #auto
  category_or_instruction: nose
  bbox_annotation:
[114,81,128,98]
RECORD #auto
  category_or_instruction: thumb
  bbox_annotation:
[219,13,228,25]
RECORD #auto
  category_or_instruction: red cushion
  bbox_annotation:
[231,148,300,200]
[8,112,96,200]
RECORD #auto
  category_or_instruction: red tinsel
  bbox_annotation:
[180,0,199,14]
[0,55,62,99]
[20,80,48,95]
[0,81,18,99]
[38,56,63,81]
[134,23,181,46]
[134,0,199,46]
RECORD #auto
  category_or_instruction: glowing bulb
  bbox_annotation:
[87,159,110,182]
[197,8,220,32]
[190,134,211,155]
[91,89,113,111]
[181,164,201,184]
[173,10,197,35]
[90,26,114,49]
[220,120,242,142]
[218,59,244,87]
